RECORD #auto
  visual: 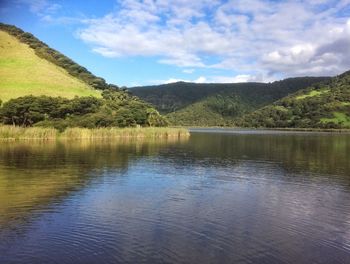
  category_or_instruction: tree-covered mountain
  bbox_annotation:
[130,77,329,126]
[237,71,350,129]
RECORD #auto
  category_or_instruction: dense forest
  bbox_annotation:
[0,90,167,130]
[131,77,329,126]
[237,71,350,128]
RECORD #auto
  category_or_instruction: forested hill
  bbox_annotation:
[130,77,329,126]
[130,77,329,114]
[237,70,350,129]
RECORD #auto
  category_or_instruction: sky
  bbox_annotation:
[1,0,350,87]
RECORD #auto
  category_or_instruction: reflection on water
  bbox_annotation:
[0,132,350,264]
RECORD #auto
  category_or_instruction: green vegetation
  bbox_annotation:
[2,23,347,130]
[0,125,189,140]
[0,125,57,140]
[320,112,350,127]
[0,30,100,102]
[296,89,329,100]
[0,90,168,129]
[0,23,113,90]
[131,77,329,126]
[166,94,252,126]
[0,24,172,131]
[238,70,350,129]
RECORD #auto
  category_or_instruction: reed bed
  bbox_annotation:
[60,127,189,139]
[0,125,189,140]
[0,126,58,140]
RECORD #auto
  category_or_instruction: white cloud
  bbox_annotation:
[183,69,195,74]
[152,74,273,85]
[19,0,350,80]
[261,19,350,76]
[211,75,254,83]
[158,76,207,84]
[16,0,61,14]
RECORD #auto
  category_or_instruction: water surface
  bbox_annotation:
[1,131,350,263]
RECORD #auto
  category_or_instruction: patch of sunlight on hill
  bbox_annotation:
[296,89,329,100]
[0,30,100,102]
[320,112,350,128]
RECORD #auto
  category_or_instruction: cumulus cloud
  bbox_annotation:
[152,74,272,84]
[17,0,350,81]
[75,0,350,80]
[261,18,350,76]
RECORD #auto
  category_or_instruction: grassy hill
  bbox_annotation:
[131,77,329,126]
[237,70,350,129]
[0,24,168,129]
[0,30,100,102]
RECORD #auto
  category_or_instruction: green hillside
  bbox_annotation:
[166,93,252,126]
[0,30,100,102]
[0,24,168,129]
[238,71,350,129]
[131,77,329,126]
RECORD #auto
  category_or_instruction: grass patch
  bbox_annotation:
[320,112,350,128]
[0,126,58,140]
[0,126,190,140]
[0,31,100,102]
[296,89,329,100]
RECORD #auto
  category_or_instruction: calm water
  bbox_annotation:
[1,130,350,264]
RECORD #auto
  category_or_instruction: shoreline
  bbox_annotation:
[0,126,190,140]
[187,126,350,133]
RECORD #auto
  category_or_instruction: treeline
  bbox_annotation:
[237,71,350,129]
[0,23,117,90]
[0,90,168,130]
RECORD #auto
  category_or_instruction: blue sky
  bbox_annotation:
[1,0,350,87]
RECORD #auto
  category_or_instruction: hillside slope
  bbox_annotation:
[131,77,329,126]
[238,71,350,128]
[131,78,328,114]
[166,93,252,126]
[0,30,100,102]
[0,23,112,90]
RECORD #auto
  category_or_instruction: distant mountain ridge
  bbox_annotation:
[130,77,330,126]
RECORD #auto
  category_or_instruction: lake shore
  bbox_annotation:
[0,126,190,140]
[186,126,350,133]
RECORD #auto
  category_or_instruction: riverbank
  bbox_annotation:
[0,126,190,140]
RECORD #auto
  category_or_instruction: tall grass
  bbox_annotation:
[0,126,57,140]
[61,127,189,139]
[0,125,189,140]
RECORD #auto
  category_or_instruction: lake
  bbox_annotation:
[1,129,350,263]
